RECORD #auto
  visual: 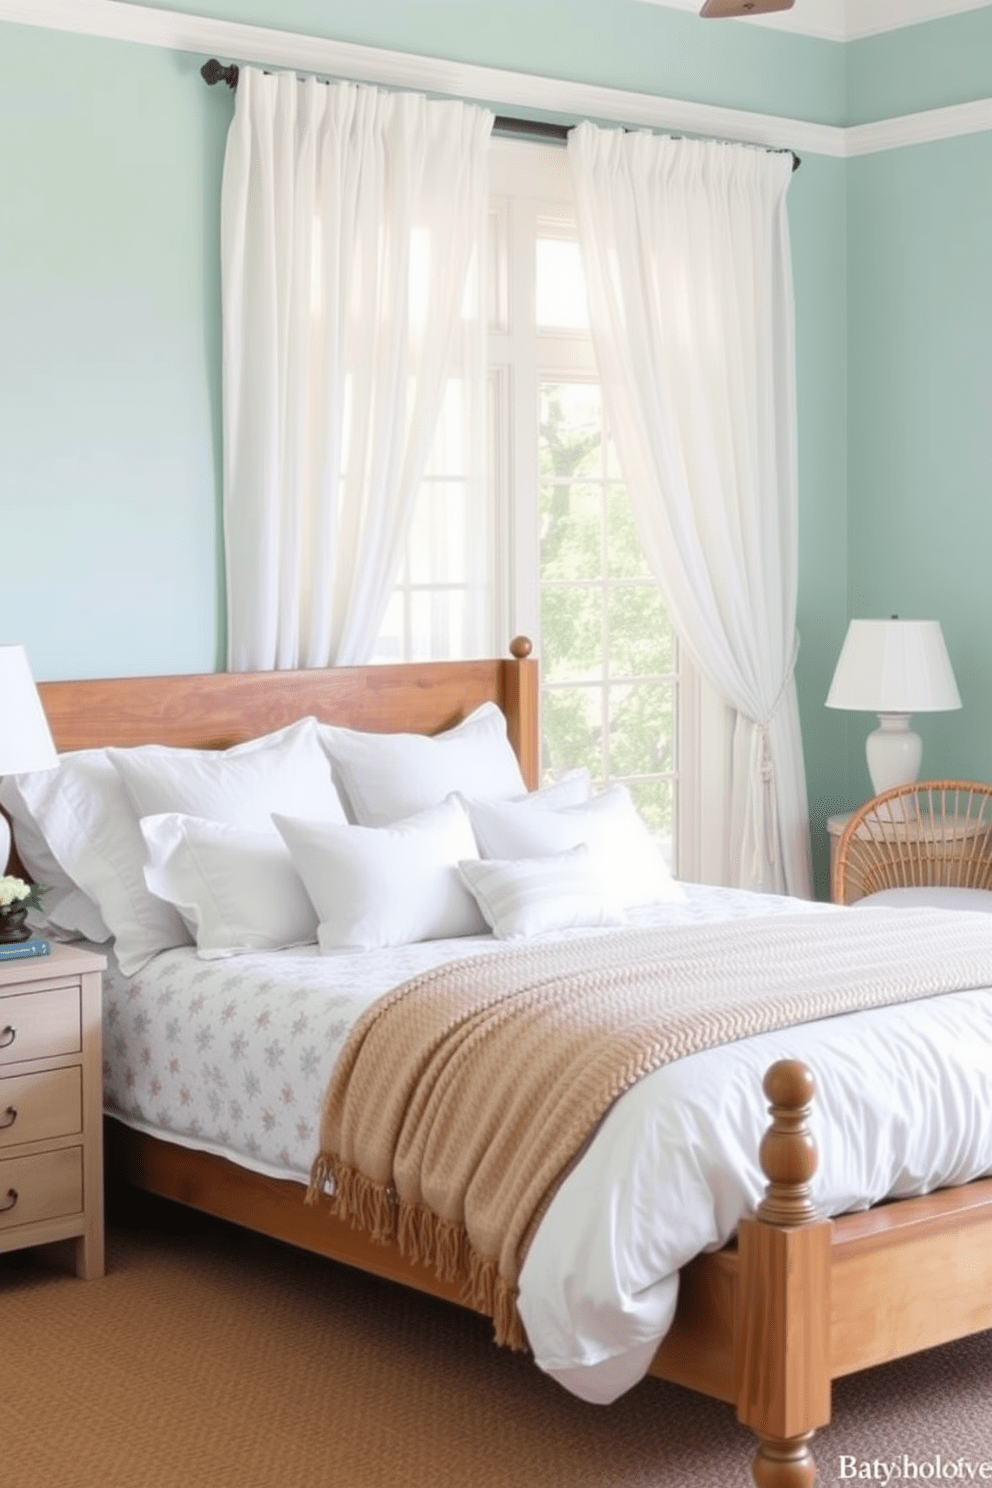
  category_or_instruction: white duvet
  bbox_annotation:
[100,884,992,1405]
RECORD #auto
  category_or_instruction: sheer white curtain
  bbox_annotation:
[221,68,492,669]
[567,123,812,896]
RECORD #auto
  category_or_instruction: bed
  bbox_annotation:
[5,638,992,1488]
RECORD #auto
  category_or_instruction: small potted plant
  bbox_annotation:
[0,876,48,944]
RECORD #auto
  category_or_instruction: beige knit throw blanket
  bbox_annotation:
[308,907,992,1349]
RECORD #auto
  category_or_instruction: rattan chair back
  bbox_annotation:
[832,779,992,906]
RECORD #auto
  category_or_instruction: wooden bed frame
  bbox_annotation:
[18,640,992,1487]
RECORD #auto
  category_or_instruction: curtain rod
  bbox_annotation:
[199,60,801,171]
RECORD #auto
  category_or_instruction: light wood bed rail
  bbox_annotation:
[14,642,992,1487]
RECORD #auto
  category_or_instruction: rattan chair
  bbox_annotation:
[832,779,992,906]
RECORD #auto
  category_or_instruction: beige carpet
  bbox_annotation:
[2,1195,991,1488]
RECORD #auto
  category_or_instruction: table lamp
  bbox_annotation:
[825,618,961,795]
[0,645,58,874]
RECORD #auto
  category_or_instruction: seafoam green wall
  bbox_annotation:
[846,124,992,801]
[15,1,992,898]
[0,21,228,679]
[842,11,992,838]
[0,3,851,893]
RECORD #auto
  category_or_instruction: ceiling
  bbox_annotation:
[634,0,991,40]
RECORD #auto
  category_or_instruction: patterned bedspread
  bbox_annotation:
[100,884,835,1179]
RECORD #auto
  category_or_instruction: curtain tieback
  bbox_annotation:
[747,632,800,886]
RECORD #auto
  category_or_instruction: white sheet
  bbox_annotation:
[99,884,992,1404]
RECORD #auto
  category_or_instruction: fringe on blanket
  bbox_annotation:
[306,1153,528,1352]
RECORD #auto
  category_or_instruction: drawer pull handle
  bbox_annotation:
[0,1105,16,1129]
[0,1188,18,1213]
[0,1026,14,1049]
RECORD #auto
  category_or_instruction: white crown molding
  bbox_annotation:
[634,0,992,41]
[845,94,992,154]
[2,0,991,162]
[0,0,848,154]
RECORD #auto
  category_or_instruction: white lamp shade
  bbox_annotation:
[0,646,58,775]
[825,619,961,714]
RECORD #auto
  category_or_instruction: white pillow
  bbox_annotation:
[273,797,488,952]
[517,768,592,811]
[108,717,346,831]
[459,846,626,940]
[141,814,318,959]
[0,777,111,943]
[5,719,344,976]
[854,886,992,913]
[464,785,683,909]
[318,702,527,827]
[2,750,191,973]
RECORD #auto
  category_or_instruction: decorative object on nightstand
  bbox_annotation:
[0,942,105,1277]
[825,618,961,795]
[0,645,58,878]
[0,876,49,948]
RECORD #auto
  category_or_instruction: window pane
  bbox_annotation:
[607,587,675,677]
[536,238,589,329]
[607,484,650,580]
[607,682,675,778]
[542,686,603,780]
[541,586,603,683]
[539,384,602,479]
[541,482,602,582]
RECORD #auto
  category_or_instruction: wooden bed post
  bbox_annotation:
[502,636,540,790]
[735,1060,832,1488]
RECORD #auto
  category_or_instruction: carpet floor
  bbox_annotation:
[2,1195,990,1488]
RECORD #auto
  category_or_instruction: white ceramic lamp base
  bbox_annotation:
[0,815,10,877]
[865,713,923,796]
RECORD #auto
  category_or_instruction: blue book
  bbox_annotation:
[0,936,51,961]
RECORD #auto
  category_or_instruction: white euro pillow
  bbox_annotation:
[318,702,527,827]
[273,797,488,952]
[0,774,111,943]
[108,717,346,831]
[459,846,626,940]
[3,718,345,976]
[2,749,189,973]
[464,784,683,909]
[141,814,318,959]
[516,768,592,811]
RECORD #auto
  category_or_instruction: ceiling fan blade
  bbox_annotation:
[699,0,794,15]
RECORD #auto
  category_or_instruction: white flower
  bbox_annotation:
[0,876,33,909]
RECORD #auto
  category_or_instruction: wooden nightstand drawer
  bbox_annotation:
[0,1067,82,1150]
[0,946,103,1277]
[0,1147,83,1232]
[0,983,81,1067]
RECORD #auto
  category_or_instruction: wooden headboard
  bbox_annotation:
[3,639,539,878]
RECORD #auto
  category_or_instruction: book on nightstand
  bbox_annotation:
[0,936,51,961]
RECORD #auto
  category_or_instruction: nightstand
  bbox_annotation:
[826,812,853,889]
[0,943,105,1278]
